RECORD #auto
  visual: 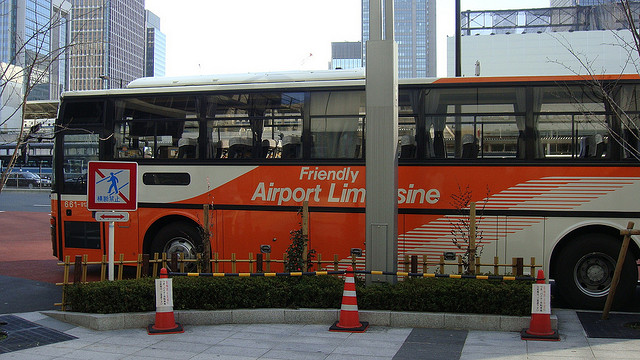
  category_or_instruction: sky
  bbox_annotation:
[145,0,551,78]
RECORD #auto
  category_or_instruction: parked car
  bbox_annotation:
[4,171,51,189]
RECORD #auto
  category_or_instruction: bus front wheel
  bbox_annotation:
[555,233,637,310]
[150,222,202,271]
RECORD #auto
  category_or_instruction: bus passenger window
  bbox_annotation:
[310,91,364,159]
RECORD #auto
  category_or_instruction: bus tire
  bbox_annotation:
[150,222,202,271]
[555,233,637,310]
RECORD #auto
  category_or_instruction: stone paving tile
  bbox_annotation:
[203,344,270,358]
[189,355,258,360]
[56,348,127,360]
[0,352,53,360]
[260,348,330,360]
[332,342,400,357]
[142,338,212,353]
[325,354,393,360]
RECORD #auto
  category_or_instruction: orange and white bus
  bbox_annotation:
[51,70,640,309]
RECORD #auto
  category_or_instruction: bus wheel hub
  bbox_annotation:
[575,253,614,296]
[164,238,196,259]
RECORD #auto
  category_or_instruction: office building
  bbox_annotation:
[145,10,166,77]
[450,2,640,77]
[0,0,71,101]
[330,42,362,70]
[362,0,437,78]
[69,0,145,90]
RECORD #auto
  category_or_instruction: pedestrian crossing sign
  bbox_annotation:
[88,161,138,211]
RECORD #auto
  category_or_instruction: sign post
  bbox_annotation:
[87,161,138,280]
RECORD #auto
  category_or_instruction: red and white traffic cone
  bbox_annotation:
[330,266,369,332]
[148,268,184,335]
[521,270,559,341]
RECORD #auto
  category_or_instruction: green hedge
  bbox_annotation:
[64,276,532,316]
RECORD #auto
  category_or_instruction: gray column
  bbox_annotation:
[365,0,398,283]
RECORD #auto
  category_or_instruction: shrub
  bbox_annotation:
[64,276,532,316]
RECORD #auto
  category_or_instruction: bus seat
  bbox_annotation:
[214,139,229,158]
[433,132,446,158]
[262,139,277,158]
[400,134,416,159]
[623,128,639,158]
[594,134,605,158]
[282,135,301,158]
[462,134,479,159]
[157,146,178,159]
[178,138,197,158]
[516,130,526,159]
[579,136,596,158]
[229,137,252,158]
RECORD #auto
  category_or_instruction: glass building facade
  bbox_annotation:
[0,0,71,101]
[70,0,145,90]
[362,0,436,78]
[330,41,362,70]
[145,10,166,77]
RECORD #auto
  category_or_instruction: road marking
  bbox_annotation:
[33,204,50,207]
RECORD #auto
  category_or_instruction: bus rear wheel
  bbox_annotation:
[150,222,202,272]
[555,233,637,310]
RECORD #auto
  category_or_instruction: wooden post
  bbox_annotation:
[422,254,428,274]
[152,253,159,277]
[602,221,637,320]
[302,201,309,272]
[475,256,481,275]
[469,202,476,274]
[513,257,523,277]
[265,253,271,273]
[213,252,219,273]
[171,252,178,272]
[249,252,254,273]
[494,256,499,275]
[404,254,410,273]
[411,255,418,275]
[530,257,536,277]
[257,253,263,273]
[142,254,149,277]
[457,255,463,274]
[73,255,82,284]
[316,253,322,271]
[100,255,107,281]
[196,253,202,273]
[136,254,143,279]
[231,253,237,273]
[118,254,124,280]
[334,254,339,271]
[202,204,212,273]
[82,254,88,283]
[439,255,445,274]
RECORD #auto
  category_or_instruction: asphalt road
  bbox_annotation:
[0,189,51,213]
[0,190,59,314]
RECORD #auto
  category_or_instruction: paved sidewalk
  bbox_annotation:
[0,310,638,359]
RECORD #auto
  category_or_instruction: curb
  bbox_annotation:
[41,309,557,332]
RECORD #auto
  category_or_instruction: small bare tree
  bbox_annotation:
[1,8,66,192]
[448,184,489,274]
[0,6,102,193]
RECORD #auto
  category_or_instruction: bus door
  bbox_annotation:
[57,132,103,261]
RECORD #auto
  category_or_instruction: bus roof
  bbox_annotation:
[127,68,367,88]
[60,71,640,99]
